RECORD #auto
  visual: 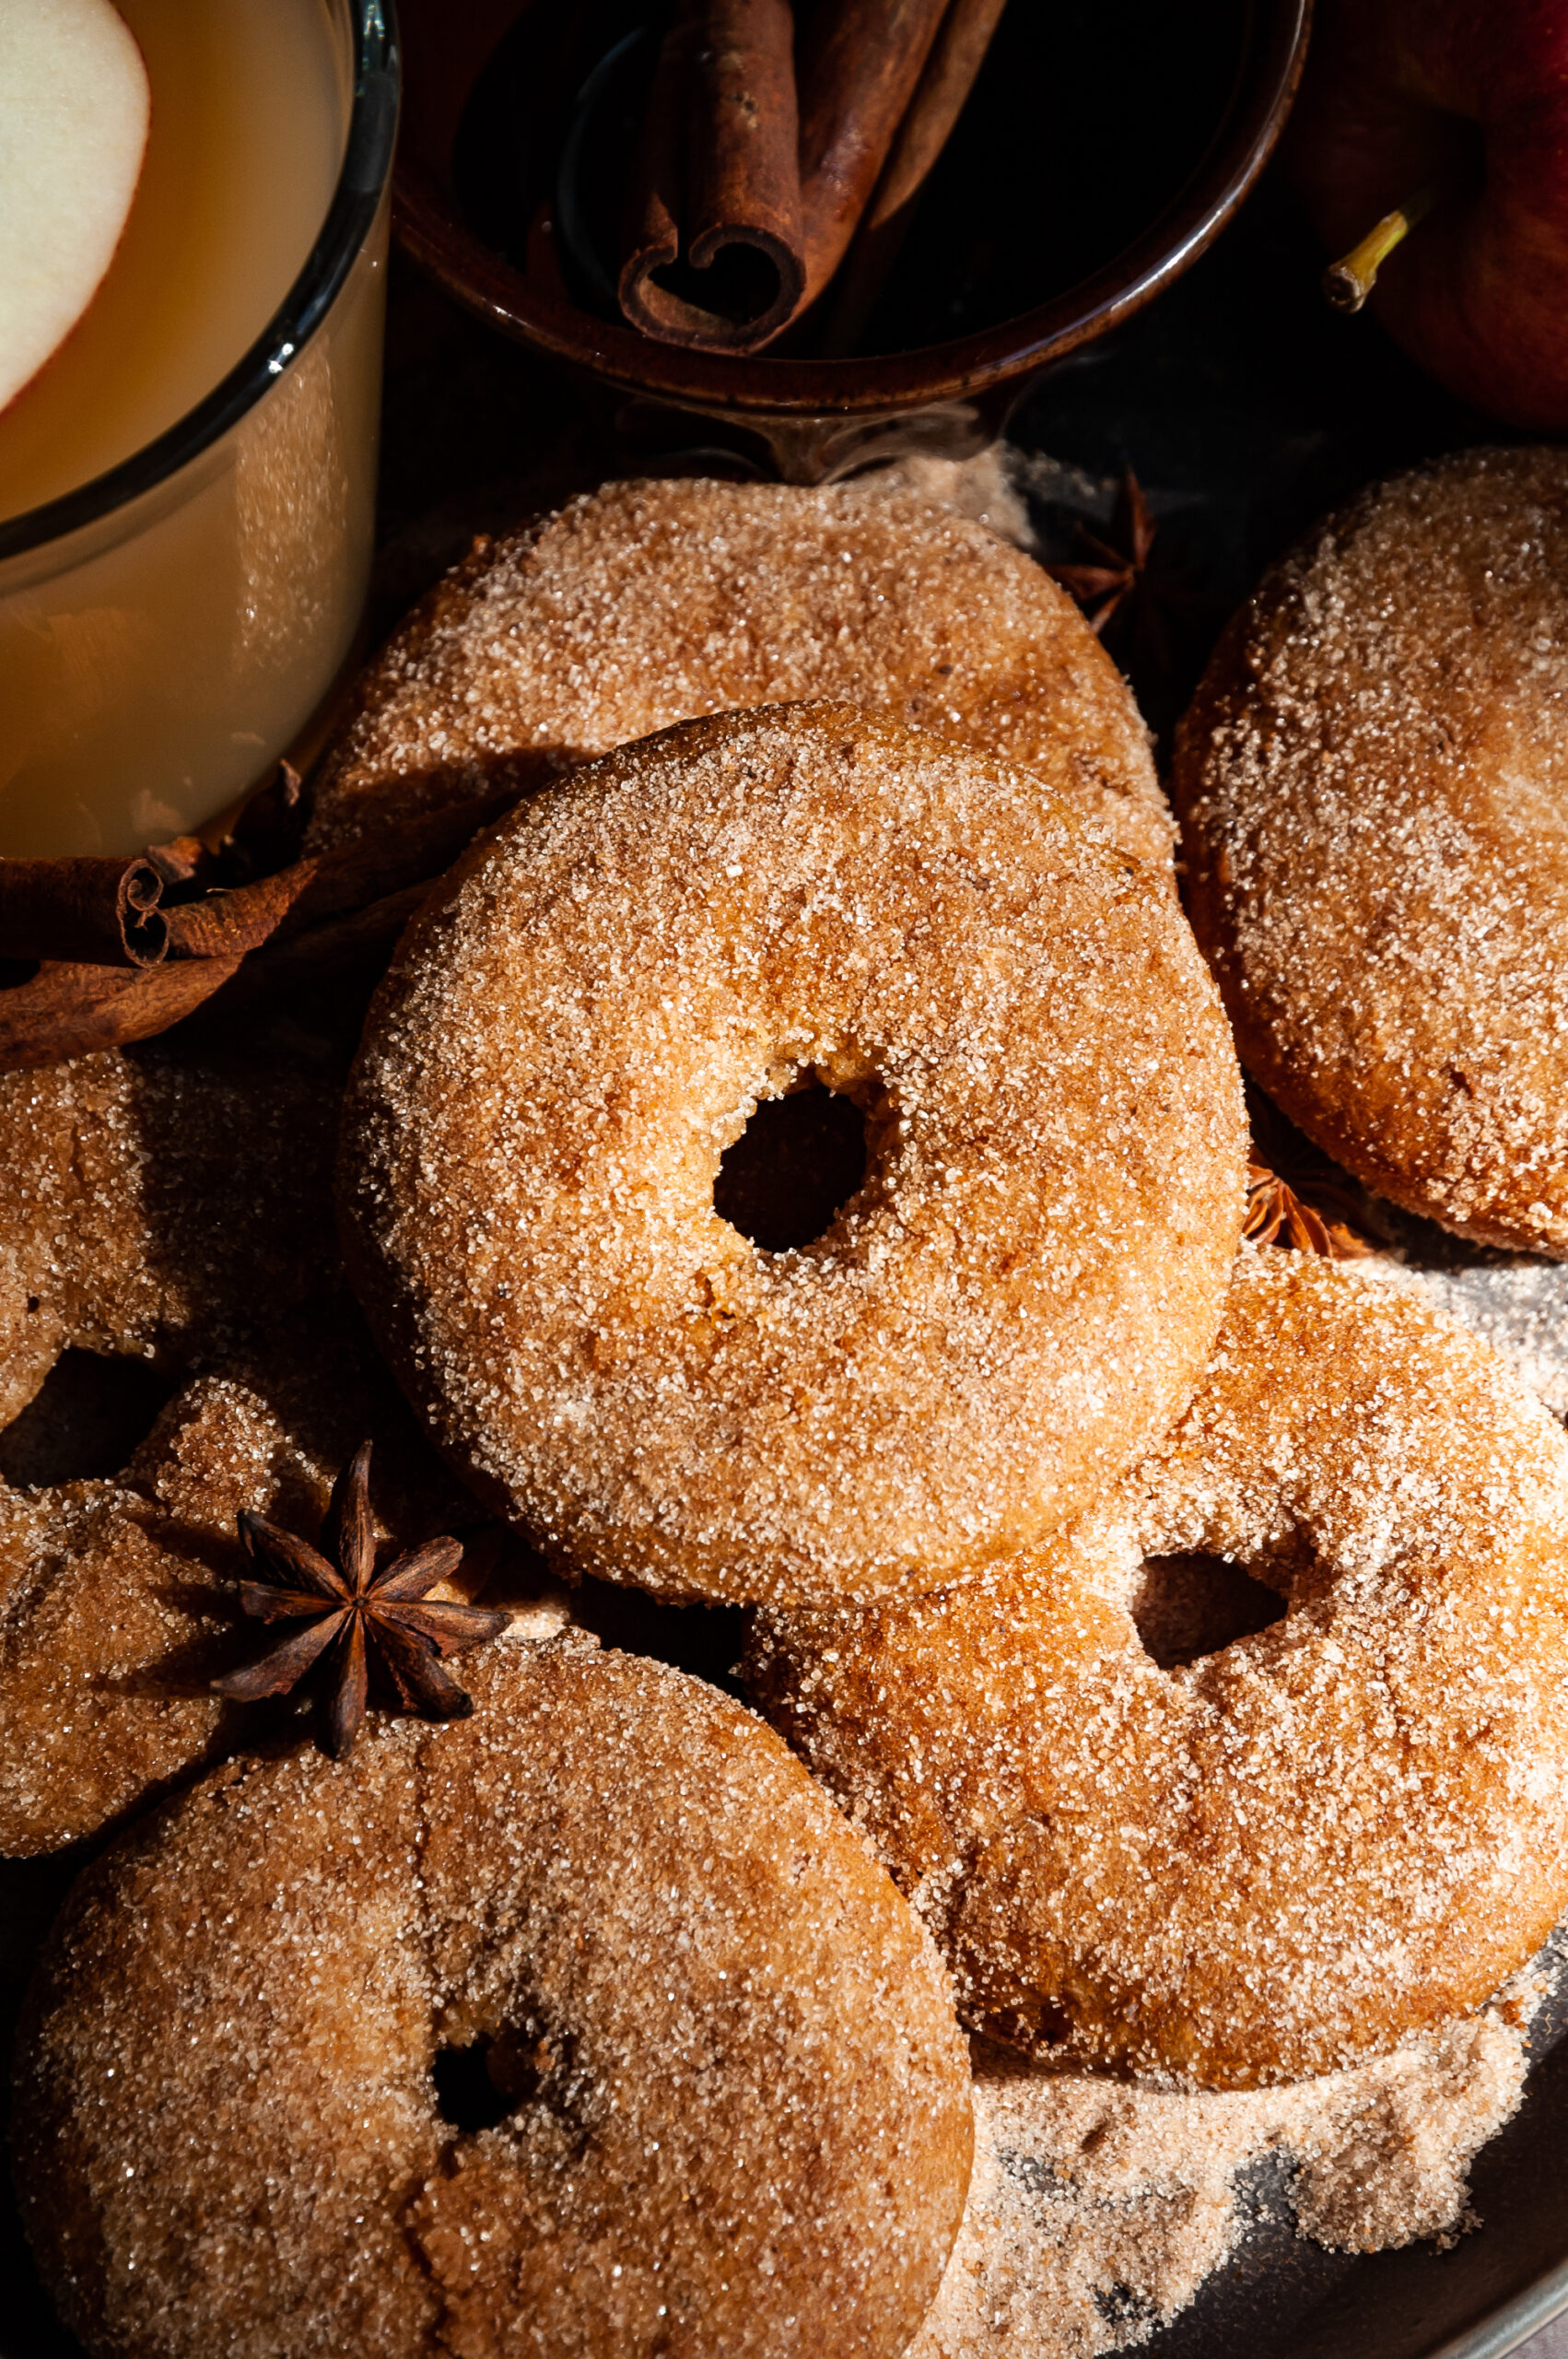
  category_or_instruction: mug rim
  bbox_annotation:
[0,0,402,565]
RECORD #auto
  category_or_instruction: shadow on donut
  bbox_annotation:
[1129,1552,1287,1671]
[572,1574,748,1697]
[0,1349,181,1490]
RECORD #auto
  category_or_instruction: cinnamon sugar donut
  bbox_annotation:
[307,472,1173,868]
[0,1344,537,1858]
[340,702,1246,1605]
[1173,445,1568,1256]
[15,1640,973,2359]
[0,1045,532,1857]
[0,1044,339,1423]
[746,1252,1568,2088]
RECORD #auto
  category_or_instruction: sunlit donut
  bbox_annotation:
[746,1251,1568,2086]
[340,702,1246,1604]
[309,470,1174,867]
[1173,445,1568,1255]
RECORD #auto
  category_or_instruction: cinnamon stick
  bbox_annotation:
[155,787,506,962]
[0,868,439,1072]
[201,883,434,1017]
[160,866,320,961]
[794,0,953,309]
[269,791,512,930]
[219,758,305,881]
[619,0,805,353]
[820,0,1008,353]
[0,872,427,1073]
[0,780,522,1073]
[144,837,214,891]
[0,856,169,968]
[0,954,244,1070]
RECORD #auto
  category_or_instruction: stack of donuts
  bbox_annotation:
[10,452,1568,2359]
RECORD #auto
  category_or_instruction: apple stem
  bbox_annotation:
[1322,185,1438,313]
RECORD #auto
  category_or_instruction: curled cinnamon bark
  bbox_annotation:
[201,883,435,1022]
[794,0,953,307]
[158,793,502,962]
[619,0,805,352]
[0,856,168,968]
[0,786,520,1071]
[160,868,318,962]
[0,956,243,1069]
[218,758,305,881]
[821,0,1008,352]
[144,837,211,891]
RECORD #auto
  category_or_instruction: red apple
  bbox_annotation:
[1287,0,1568,428]
[0,0,150,417]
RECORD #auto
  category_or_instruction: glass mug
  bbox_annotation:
[0,0,398,858]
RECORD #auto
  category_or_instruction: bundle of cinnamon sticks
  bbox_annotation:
[619,0,1007,354]
[0,764,518,1070]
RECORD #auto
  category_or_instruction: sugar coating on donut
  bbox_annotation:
[0,1371,310,1860]
[746,1251,1568,2086]
[0,1344,521,1860]
[0,1045,340,1424]
[307,473,1173,868]
[1174,444,1568,1256]
[0,1045,505,1858]
[16,1641,973,2359]
[340,703,1246,1604]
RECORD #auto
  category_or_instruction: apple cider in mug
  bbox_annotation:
[0,0,391,858]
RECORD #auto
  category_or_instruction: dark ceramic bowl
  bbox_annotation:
[392,0,1313,480]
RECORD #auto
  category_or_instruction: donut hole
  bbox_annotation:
[0,1348,181,1489]
[1130,1551,1287,1671]
[431,2019,586,2139]
[714,1079,869,1252]
[431,2037,519,2133]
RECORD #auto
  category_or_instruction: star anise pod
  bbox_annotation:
[211,1441,509,1759]
[1244,1160,1376,1262]
[1047,467,1161,640]
[1045,467,1213,715]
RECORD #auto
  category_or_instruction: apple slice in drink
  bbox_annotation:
[0,0,150,418]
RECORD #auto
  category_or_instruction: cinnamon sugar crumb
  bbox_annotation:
[915,1942,1556,2358]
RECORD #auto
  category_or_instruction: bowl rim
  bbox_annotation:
[0,0,402,566]
[395,0,1312,420]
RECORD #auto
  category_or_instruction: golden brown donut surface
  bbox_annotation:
[0,1046,499,1857]
[1173,445,1568,1255]
[746,1252,1568,2088]
[0,1044,338,1425]
[340,703,1246,1604]
[0,1348,516,1859]
[15,1640,973,2359]
[307,473,1173,867]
